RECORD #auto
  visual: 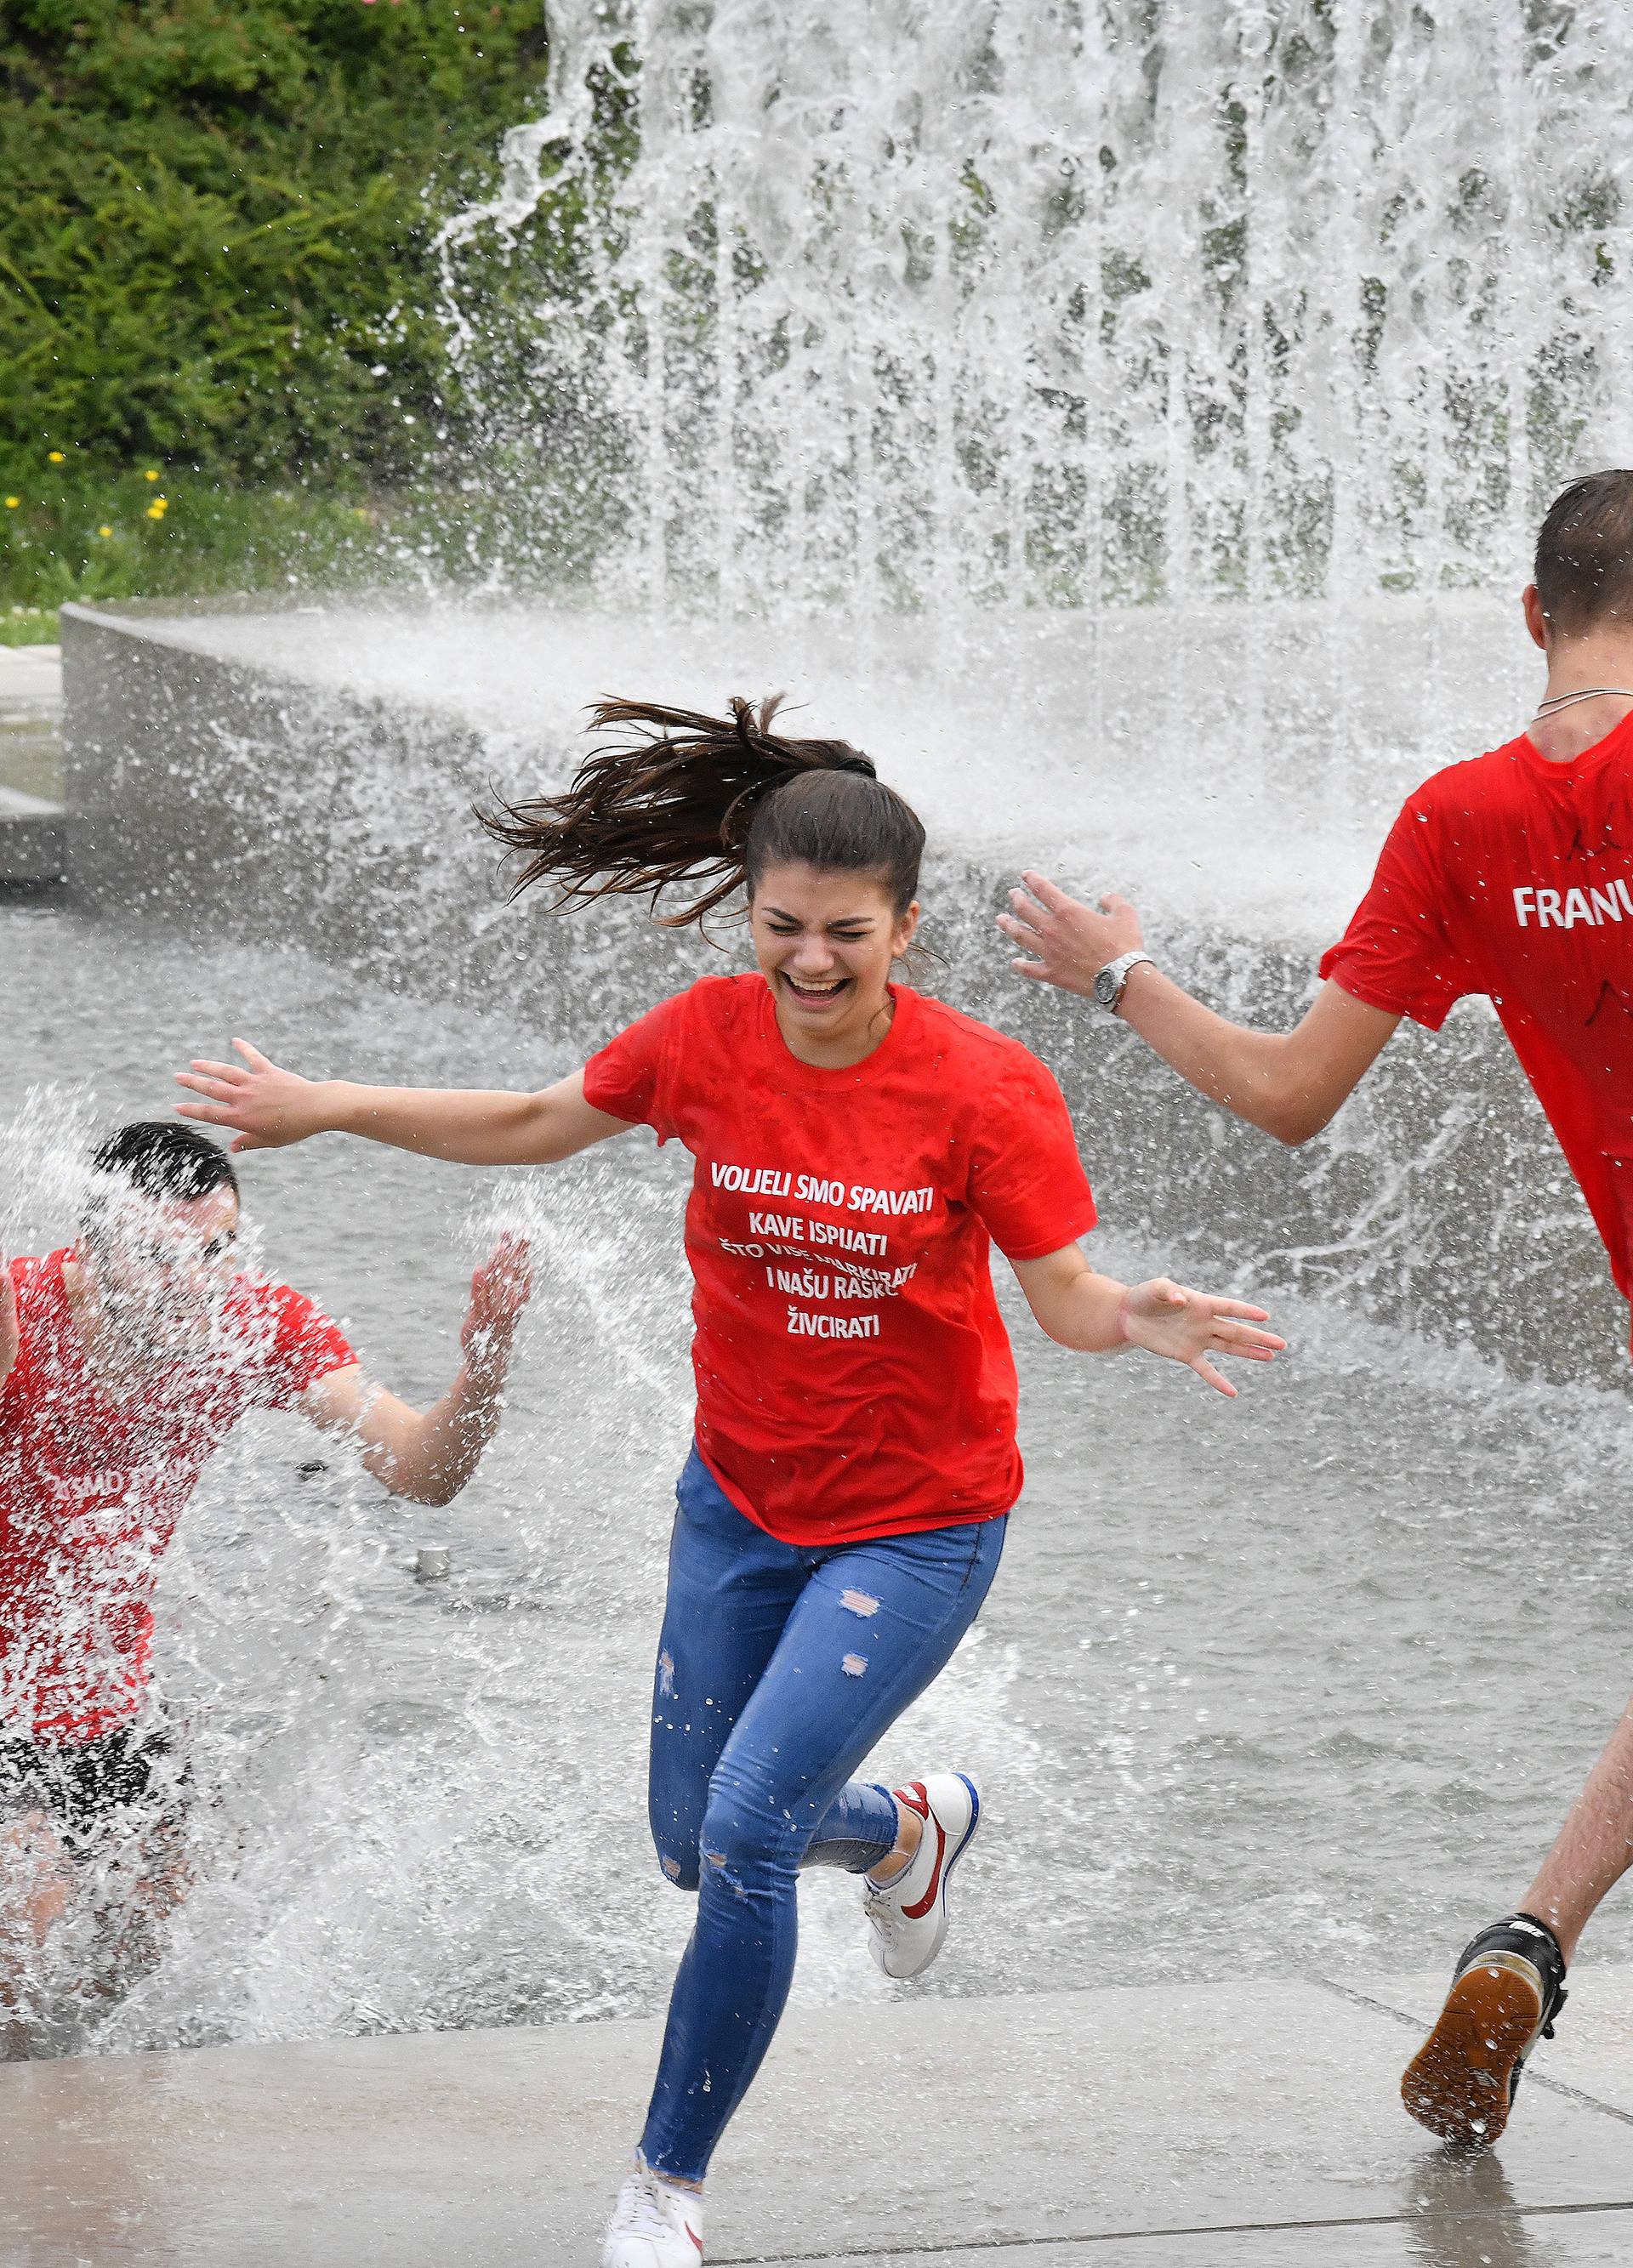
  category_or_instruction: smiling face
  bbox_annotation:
[748,860,919,1066]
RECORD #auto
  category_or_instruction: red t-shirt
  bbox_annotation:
[1320,720,1633,1298]
[0,1249,356,1745]
[583,975,1098,1544]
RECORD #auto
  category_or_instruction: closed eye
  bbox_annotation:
[767,923,871,940]
[761,904,877,940]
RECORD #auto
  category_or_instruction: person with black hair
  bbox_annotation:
[0,1120,532,2043]
[173,694,1284,2265]
[997,468,1633,2148]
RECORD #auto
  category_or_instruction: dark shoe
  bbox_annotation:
[1402,1912,1567,2146]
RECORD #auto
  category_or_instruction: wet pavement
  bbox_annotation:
[4,1967,1633,2264]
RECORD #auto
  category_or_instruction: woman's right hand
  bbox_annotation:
[175,1039,331,1152]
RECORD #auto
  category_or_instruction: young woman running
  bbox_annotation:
[173,697,1285,2264]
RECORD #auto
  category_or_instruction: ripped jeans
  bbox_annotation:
[640,1445,1006,2182]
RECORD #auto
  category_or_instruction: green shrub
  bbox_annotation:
[1,1,550,483]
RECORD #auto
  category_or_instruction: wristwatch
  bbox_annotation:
[1092,949,1154,1015]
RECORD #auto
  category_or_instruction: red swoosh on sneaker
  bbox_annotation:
[901,1808,947,1921]
[686,2225,703,2254]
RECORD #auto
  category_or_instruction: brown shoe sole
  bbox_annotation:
[1401,1956,1544,2146]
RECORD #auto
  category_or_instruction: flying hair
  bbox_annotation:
[481,694,925,927]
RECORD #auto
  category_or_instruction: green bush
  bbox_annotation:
[0,0,550,483]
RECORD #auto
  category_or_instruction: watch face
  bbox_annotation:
[1093,965,1118,1009]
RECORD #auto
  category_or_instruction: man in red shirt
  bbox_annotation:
[997,468,1633,2148]
[0,1118,532,2047]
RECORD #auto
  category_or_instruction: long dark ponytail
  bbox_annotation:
[481,695,925,926]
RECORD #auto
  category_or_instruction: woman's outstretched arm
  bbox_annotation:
[175,1042,632,1163]
[1012,1242,1285,1398]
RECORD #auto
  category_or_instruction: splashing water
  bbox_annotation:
[439,1,1633,614]
[23,0,1633,2069]
[3,907,1631,2065]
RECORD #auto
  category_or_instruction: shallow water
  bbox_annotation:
[3,899,1630,2061]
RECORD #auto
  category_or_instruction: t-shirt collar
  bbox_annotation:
[1517,702,1633,782]
[754,977,919,1088]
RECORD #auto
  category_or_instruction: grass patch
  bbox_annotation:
[0,608,57,647]
[0,446,606,628]
[1,459,402,612]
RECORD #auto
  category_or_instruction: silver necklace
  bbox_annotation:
[1533,685,1633,716]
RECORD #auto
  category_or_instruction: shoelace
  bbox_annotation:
[618,2169,690,2239]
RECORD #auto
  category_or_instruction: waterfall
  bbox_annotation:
[438,0,1633,615]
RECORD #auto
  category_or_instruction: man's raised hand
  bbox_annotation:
[176,1040,327,1152]
[998,871,1144,996]
[461,1232,535,1373]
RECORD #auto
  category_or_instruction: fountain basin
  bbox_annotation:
[58,594,1628,1383]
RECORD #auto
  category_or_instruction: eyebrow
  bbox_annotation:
[761,906,877,927]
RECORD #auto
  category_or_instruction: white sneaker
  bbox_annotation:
[602,2157,705,2266]
[862,1773,981,1981]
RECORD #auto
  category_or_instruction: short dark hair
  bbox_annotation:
[85,1122,239,1210]
[1534,471,1633,635]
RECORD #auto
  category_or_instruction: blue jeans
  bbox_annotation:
[640,1447,1006,2182]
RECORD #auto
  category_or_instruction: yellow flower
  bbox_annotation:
[48,451,64,463]
[145,502,165,520]
[3,497,17,509]
[144,469,160,481]
[98,525,113,538]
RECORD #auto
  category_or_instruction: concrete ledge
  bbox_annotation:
[0,642,61,707]
[6,1972,1633,2265]
[0,782,65,884]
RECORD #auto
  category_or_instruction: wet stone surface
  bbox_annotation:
[5,1976,1633,2263]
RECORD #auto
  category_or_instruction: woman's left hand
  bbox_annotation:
[1119,1278,1285,1397]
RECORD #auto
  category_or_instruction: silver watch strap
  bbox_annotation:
[1101,949,1154,1013]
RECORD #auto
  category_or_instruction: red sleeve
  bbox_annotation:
[1318,793,1475,1030]
[259,1284,356,1410]
[582,990,688,1141]
[968,1052,1099,1260]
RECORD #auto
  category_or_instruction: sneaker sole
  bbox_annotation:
[1401,1958,1544,2146]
